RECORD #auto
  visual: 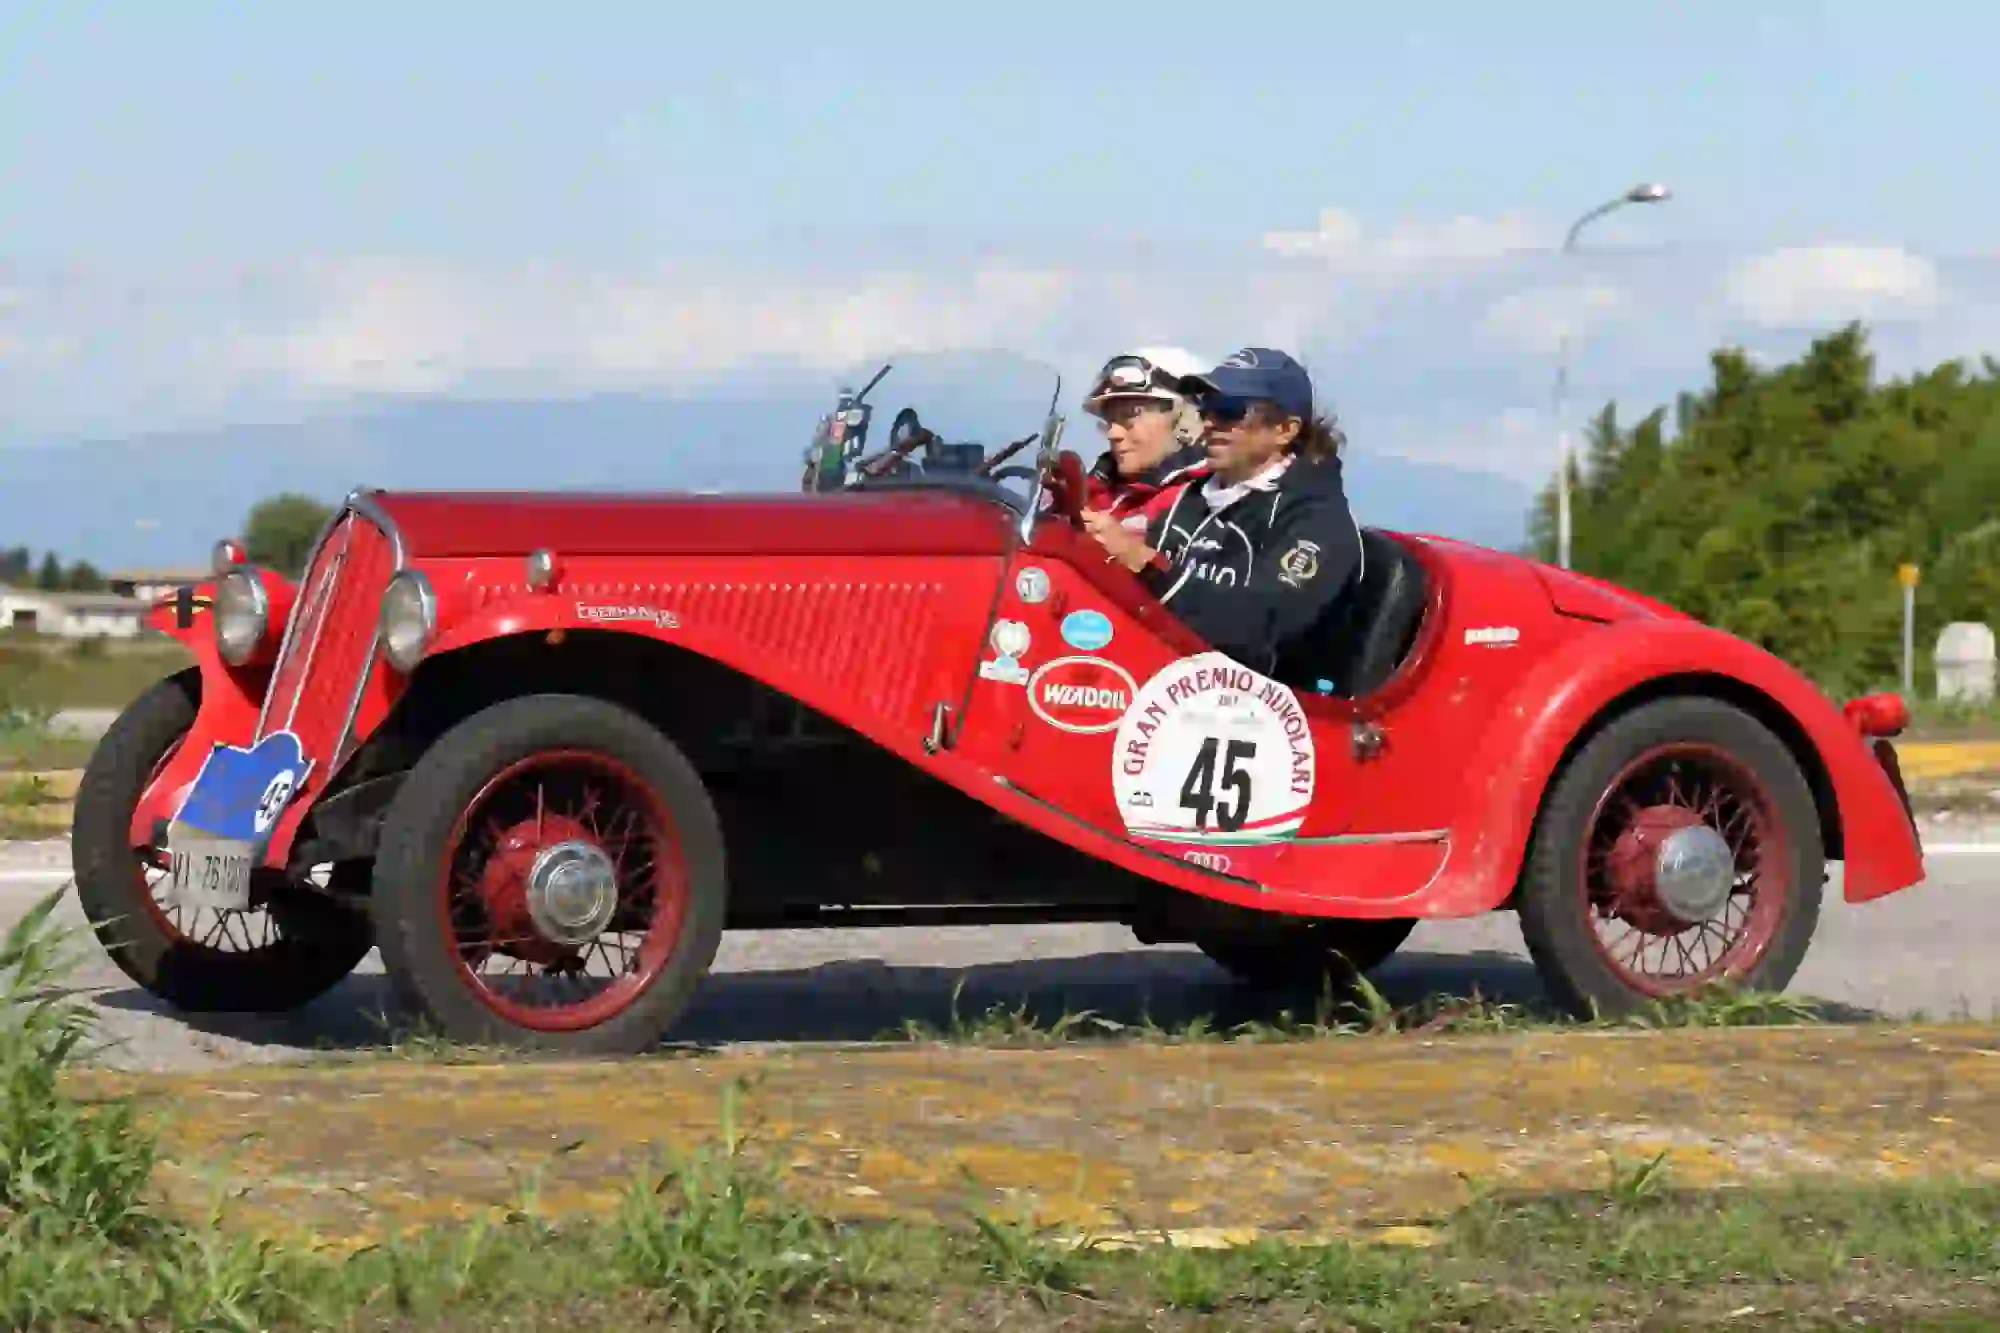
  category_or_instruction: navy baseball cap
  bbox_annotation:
[1178,347,1313,419]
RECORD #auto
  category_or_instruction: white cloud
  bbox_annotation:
[214,258,1081,399]
[1483,283,1631,356]
[2,217,1984,487]
[1722,244,1943,327]
[1368,405,1556,481]
[1262,207,1548,279]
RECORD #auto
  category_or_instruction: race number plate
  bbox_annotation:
[164,824,256,912]
[1111,652,1317,876]
[163,729,314,911]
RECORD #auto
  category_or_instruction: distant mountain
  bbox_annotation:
[0,363,1533,568]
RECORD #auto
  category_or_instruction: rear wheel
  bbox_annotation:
[370,694,726,1054]
[1517,696,1823,1019]
[70,669,375,1012]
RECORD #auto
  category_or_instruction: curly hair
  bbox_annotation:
[1245,402,1345,461]
[1291,411,1346,461]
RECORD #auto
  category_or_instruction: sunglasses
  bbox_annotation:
[1197,395,1262,425]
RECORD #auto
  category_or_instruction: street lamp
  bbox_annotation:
[1554,181,1671,571]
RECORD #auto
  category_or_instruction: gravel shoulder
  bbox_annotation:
[69,1021,2000,1250]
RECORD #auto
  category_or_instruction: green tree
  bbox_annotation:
[64,560,104,592]
[0,547,28,586]
[1528,322,2000,695]
[34,552,62,591]
[243,493,335,576]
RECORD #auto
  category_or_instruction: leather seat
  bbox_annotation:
[1274,528,1429,698]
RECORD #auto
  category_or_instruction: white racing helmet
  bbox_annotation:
[1082,345,1207,417]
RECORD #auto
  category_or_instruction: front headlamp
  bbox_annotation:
[212,570,269,666]
[378,570,437,672]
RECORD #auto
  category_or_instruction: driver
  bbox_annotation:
[1077,346,1208,533]
[1082,347,1363,677]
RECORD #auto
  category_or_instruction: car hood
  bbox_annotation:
[367,487,1018,560]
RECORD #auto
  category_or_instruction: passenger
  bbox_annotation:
[1077,346,1209,533]
[1081,347,1363,676]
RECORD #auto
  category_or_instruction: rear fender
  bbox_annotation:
[126,586,275,846]
[1425,619,1924,914]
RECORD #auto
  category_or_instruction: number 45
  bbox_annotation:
[1180,736,1255,832]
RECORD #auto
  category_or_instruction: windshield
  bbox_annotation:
[802,352,1064,516]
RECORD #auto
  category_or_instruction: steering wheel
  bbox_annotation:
[852,406,933,480]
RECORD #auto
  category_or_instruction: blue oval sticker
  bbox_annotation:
[1060,608,1114,651]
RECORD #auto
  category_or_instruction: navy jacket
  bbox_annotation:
[1138,451,1364,675]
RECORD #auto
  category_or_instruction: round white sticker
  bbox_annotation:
[1111,652,1316,845]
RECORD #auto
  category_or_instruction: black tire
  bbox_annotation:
[1516,695,1824,1020]
[370,693,727,1054]
[1197,917,1417,991]
[69,668,375,1012]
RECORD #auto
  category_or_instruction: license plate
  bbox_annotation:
[165,825,256,912]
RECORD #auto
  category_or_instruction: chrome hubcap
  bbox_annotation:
[525,840,620,945]
[1651,824,1737,923]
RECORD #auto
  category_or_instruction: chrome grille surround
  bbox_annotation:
[252,488,406,778]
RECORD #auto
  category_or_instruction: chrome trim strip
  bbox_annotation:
[990,775,1265,890]
[1290,829,1450,845]
[330,488,407,770]
[277,526,349,734]
[348,486,408,568]
[252,485,410,778]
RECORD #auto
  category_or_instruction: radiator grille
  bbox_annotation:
[256,508,395,773]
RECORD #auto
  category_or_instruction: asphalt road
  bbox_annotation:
[2,835,1994,1072]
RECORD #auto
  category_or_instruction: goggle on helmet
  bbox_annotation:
[1083,353,1189,416]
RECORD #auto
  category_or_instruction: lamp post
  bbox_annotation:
[1554,181,1671,571]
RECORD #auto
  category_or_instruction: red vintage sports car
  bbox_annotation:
[69,390,1925,1053]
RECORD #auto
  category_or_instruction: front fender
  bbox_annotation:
[127,585,274,846]
[1423,618,1924,915]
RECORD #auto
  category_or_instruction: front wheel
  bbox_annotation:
[1516,696,1824,1020]
[70,669,375,1012]
[370,694,727,1054]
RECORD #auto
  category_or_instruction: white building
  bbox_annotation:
[0,585,150,638]
[107,567,209,605]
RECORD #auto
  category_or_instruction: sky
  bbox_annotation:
[3,0,1997,487]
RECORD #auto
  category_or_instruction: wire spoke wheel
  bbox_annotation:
[1579,743,1786,995]
[70,669,374,1012]
[373,694,727,1054]
[1519,696,1823,1020]
[439,749,689,1031]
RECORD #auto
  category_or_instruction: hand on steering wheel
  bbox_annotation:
[1038,449,1087,524]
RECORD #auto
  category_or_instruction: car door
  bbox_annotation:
[947,530,1365,885]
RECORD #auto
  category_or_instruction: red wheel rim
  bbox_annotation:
[436,749,689,1032]
[1576,742,1788,997]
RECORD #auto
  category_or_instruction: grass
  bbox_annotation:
[1904,694,2000,741]
[0,636,183,835]
[0,765,74,839]
[877,972,1834,1049]
[10,896,1993,1331]
[0,631,190,713]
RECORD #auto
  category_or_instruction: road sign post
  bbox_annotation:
[1898,564,1920,696]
